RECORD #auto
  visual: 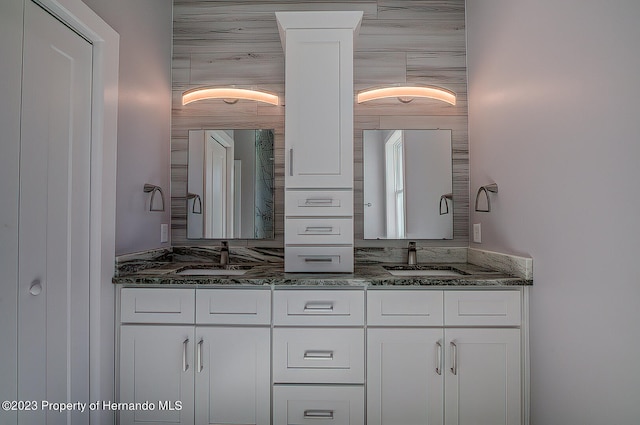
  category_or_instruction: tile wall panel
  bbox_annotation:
[172,0,468,248]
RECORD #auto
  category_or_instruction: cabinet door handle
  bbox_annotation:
[304,409,334,419]
[450,341,458,375]
[436,340,442,375]
[303,350,334,360]
[197,339,204,373]
[289,149,293,176]
[182,338,189,372]
[304,301,334,311]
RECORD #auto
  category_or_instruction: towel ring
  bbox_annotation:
[474,183,498,212]
[439,193,453,215]
[186,193,202,214]
[144,184,165,212]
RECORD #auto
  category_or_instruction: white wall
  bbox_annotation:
[83,0,173,255]
[466,1,640,423]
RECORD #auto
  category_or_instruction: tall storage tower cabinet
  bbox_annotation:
[276,11,362,272]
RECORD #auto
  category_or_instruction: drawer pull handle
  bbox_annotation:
[182,338,189,372]
[303,257,334,263]
[436,340,442,375]
[304,350,334,360]
[304,198,334,205]
[305,226,334,233]
[304,409,334,419]
[197,339,204,373]
[304,301,334,311]
[450,340,458,375]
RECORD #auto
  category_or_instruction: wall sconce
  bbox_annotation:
[439,193,453,215]
[357,84,456,105]
[143,183,165,212]
[182,87,280,106]
[186,193,202,214]
[475,183,498,212]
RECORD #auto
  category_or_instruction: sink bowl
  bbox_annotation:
[176,265,252,276]
[383,265,468,277]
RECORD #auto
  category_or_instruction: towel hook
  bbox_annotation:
[143,184,165,212]
[474,183,498,212]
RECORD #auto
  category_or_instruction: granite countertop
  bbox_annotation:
[113,260,531,287]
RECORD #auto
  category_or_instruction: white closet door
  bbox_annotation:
[18,1,93,424]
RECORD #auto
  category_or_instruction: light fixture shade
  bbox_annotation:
[182,87,280,106]
[357,85,456,106]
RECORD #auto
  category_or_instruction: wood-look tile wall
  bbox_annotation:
[171,0,468,248]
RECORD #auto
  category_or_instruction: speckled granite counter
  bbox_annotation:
[113,261,531,287]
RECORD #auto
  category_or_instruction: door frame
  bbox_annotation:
[30,1,119,424]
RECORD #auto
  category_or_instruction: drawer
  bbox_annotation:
[367,290,444,326]
[285,190,353,217]
[273,385,364,425]
[120,288,195,324]
[285,246,354,273]
[444,290,521,326]
[285,218,353,245]
[273,328,365,383]
[195,289,271,325]
[273,290,364,326]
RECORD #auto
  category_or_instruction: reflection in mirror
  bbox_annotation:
[363,129,453,240]
[187,129,274,239]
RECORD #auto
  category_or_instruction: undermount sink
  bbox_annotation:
[383,265,468,277]
[176,265,252,276]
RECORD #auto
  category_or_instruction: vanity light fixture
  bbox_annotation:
[143,184,165,212]
[357,84,456,106]
[182,87,280,106]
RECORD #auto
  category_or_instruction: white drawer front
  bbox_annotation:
[285,246,354,273]
[367,290,444,326]
[285,190,353,217]
[285,218,353,245]
[273,328,364,383]
[120,288,195,324]
[195,289,271,325]
[444,290,521,326]
[273,385,364,425]
[273,290,364,326]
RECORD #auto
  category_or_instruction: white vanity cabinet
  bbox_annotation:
[276,11,362,272]
[118,287,271,425]
[272,289,365,425]
[119,325,195,425]
[367,289,524,425]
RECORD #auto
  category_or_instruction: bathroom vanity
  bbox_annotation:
[114,257,530,425]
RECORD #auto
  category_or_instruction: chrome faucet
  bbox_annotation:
[219,241,229,266]
[407,241,417,265]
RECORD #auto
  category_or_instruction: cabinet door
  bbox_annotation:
[285,29,354,188]
[119,325,195,425]
[444,329,521,425]
[367,328,444,425]
[194,327,270,425]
